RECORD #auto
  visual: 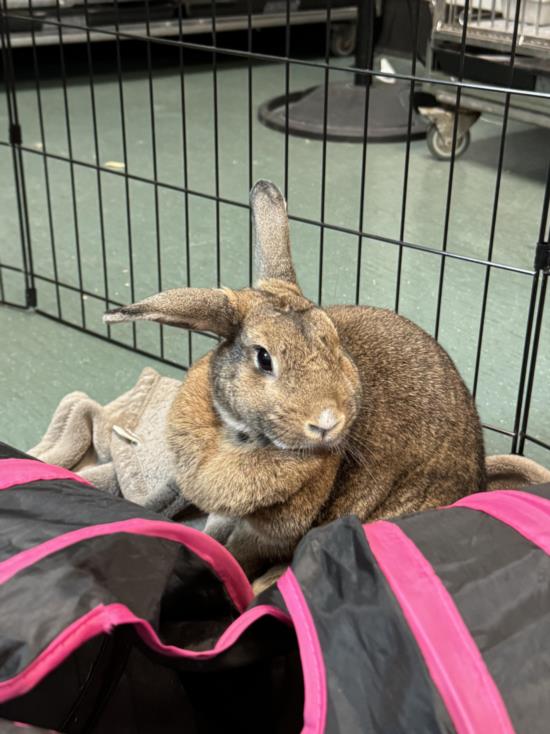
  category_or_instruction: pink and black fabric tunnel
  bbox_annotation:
[0,441,549,733]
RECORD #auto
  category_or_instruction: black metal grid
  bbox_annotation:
[0,0,549,458]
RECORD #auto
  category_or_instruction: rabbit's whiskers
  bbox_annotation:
[341,435,375,467]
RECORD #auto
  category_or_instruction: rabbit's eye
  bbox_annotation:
[255,347,273,373]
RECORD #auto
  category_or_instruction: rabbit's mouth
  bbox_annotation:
[265,423,349,453]
[231,426,340,453]
[273,438,342,453]
[267,409,352,452]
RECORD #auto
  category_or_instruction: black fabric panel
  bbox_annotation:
[0,442,189,568]
[0,443,35,461]
[516,482,550,498]
[174,649,303,734]
[0,612,301,733]
[0,445,305,732]
[89,630,303,734]
[0,635,113,732]
[0,624,303,734]
[0,480,170,565]
[91,636,198,734]
[0,533,300,732]
[151,614,298,674]
[0,533,238,682]
[290,516,454,734]
[396,503,550,734]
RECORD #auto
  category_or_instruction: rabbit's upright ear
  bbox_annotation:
[250,180,298,288]
[103,288,240,338]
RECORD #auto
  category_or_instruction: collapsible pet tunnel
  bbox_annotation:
[0,441,549,733]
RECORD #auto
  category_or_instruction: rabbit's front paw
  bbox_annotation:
[252,564,287,596]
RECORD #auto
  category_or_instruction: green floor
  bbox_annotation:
[1,41,549,463]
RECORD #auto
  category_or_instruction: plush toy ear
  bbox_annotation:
[250,180,299,288]
[103,287,240,339]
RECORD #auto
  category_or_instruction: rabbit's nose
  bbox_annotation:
[306,409,343,441]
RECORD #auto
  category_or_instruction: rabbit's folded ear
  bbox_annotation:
[103,287,240,338]
[250,180,299,289]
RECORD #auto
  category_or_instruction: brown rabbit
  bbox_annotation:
[104,180,485,579]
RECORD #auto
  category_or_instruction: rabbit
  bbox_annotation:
[104,180,486,580]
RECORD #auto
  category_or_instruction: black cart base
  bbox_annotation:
[258,78,427,143]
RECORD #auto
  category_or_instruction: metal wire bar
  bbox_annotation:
[211,0,221,288]
[0,258,527,447]
[0,264,123,305]
[144,0,164,358]
[29,0,61,318]
[0,137,538,277]
[284,0,291,200]
[3,264,215,343]
[0,1,35,304]
[5,8,550,102]
[83,0,110,336]
[538,160,550,250]
[177,0,193,364]
[0,24,26,280]
[54,0,86,326]
[516,152,550,453]
[472,0,523,399]
[1,263,219,351]
[434,0,471,341]
[36,308,193,372]
[518,273,548,454]
[354,1,375,305]
[247,0,254,286]
[0,297,26,310]
[522,433,550,452]
[481,423,520,439]
[317,0,332,305]
[0,264,28,275]
[510,154,550,453]
[13,141,34,305]
[395,0,422,313]
[3,137,540,279]
[112,0,137,348]
[510,274,540,454]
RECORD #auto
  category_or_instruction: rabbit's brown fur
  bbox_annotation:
[322,305,485,523]
[105,180,485,579]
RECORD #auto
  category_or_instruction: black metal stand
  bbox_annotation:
[258,0,427,143]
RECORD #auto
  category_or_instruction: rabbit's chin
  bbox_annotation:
[269,435,344,453]
[214,400,344,453]
[255,421,350,453]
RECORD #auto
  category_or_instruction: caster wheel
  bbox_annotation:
[427,125,471,161]
[330,23,357,57]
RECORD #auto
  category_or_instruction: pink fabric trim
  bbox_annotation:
[364,521,515,734]
[453,490,550,554]
[278,569,327,734]
[0,602,291,703]
[0,518,253,612]
[0,459,92,490]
